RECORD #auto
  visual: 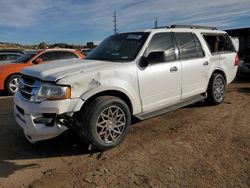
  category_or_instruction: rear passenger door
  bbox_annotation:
[203,34,236,83]
[137,32,181,112]
[174,32,209,99]
[217,35,236,82]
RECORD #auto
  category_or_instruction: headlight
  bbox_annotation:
[32,84,71,102]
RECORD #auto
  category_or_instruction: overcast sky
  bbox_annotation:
[0,0,249,44]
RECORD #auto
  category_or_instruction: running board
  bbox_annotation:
[135,93,207,120]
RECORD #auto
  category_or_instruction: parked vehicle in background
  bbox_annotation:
[0,49,27,55]
[0,48,84,95]
[14,25,238,150]
[0,52,23,64]
[237,49,250,78]
[226,28,250,78]
[81,48,92,56]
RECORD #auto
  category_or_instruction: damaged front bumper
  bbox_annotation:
[14,93,84,143]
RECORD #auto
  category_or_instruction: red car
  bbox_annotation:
[0,49,84,95]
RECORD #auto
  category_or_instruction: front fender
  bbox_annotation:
[80,84,142,115]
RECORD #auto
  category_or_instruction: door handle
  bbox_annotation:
[203,61,209,66]
[170,66,178,72]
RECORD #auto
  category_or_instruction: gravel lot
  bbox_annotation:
[0,79,249,188]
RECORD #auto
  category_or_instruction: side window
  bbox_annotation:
[218,35,234,52]
[57,51,79,60]
[174,32,202,60]
[193,34,204,57]
[38,52,57,62]
[8,54,20,60]
[0,55,6,60]
[203,34,234,54]
[146,33,175,62]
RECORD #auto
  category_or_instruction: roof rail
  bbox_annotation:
[154,25,170,29]
[170,25,217,30]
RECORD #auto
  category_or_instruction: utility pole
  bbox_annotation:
[113,11,118,34]
[154,18,158,29]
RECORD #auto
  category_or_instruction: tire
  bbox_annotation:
[79,96,131,150]
[206,73,226,105]
[5,74,20,95]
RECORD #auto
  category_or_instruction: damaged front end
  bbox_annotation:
[56,114,91,146]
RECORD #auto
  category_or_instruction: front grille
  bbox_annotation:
[18,75,41,101]
[16,105,24,115]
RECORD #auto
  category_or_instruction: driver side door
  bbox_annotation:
[137,32,181,112]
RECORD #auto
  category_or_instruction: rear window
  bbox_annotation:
[203,34,234,54]
[174,32,204,60]
[57,51,79,60]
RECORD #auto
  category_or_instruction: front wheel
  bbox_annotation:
[79,96,131,150]
[5,74,20,95]
[206,73,226,105]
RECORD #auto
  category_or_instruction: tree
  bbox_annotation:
[38,42,48,49]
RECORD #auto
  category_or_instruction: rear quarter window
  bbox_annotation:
[203,33,234,55]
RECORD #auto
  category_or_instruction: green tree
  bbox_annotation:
[38,42,47,49]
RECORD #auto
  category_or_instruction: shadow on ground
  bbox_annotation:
[0,130,98,177]
[0,91,8,97]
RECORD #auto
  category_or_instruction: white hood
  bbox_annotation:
[21,59,115,82]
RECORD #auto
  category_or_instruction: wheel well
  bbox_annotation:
[81,90,133,114]
[212,70,227,83]
[4,73,20,88]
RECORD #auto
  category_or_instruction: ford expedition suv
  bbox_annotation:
[14,25,238,150]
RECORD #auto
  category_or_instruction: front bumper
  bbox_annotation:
[14,93,84,143]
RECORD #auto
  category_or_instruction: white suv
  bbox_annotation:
[14,25,238,150]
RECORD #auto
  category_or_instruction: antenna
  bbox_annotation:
[154,18,158,29]
[113,12,118,34]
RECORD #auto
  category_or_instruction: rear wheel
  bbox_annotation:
[79,96,131,150]
[5,74,20,95]
[206,73,226,105]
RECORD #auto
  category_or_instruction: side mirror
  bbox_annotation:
[146,51,165,65]
[139,56,148,67]
[34,58,43,64]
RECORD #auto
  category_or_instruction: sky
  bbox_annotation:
[0,0,249,45]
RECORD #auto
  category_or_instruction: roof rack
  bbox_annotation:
[154,25,170,29]
[170,25,217,30]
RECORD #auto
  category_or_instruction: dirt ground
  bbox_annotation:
[0,78,249,188]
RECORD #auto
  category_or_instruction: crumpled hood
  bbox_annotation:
[21,59,115,82]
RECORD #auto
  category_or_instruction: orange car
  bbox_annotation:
[0,49,84,95]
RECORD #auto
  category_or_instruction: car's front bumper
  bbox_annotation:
[14,93,84,143]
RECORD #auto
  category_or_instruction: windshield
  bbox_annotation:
[86,32,149,62]
[12,52,37,63]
